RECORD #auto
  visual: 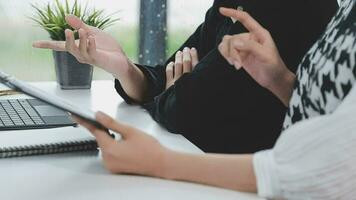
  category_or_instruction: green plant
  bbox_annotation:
[30,0,118,41]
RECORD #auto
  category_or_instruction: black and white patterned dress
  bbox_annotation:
[283,0,356,129]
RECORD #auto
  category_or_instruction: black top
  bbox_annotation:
[115,0,338,153]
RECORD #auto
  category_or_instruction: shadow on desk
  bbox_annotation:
[3,151,109,175]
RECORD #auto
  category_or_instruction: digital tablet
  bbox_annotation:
[0,70,106,130]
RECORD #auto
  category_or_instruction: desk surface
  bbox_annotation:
[0,81,263,200]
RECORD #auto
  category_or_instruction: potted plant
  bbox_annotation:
[31,0,118,89]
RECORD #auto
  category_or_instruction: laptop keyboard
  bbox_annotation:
[0,99,45,128]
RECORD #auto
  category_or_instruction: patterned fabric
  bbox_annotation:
[283,0,356,129]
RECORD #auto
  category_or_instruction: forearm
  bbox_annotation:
[160,150,257,192]
[115,60,149,103]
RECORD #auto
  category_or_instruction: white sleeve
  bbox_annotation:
[253,86,356,200]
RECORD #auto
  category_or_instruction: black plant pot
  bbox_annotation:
[53,51,93,90]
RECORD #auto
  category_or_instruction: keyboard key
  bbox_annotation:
[24,121,35,126]
[35,121,45,125]
[13,121,25,126]
[0,115,11,121]
[3,121,14,126]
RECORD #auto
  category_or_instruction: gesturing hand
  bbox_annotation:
[166,47,199,89]
[32,15,130,79]
[218,8,295,106]
[73,112,170,176]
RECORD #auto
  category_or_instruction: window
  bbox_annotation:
[0,0,212,81]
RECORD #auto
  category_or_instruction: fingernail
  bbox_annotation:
[191,47,196,51]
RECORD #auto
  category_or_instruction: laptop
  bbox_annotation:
[0,71,104,131]
[0,97,76,130]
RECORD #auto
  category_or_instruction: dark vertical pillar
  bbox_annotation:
[139,0,167,66]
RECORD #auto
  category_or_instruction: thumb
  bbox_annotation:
[65,15,90,31]
[96,112,137,140]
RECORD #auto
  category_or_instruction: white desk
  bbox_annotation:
[0,81,263,200]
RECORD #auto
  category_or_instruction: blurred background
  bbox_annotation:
[0,0,213,81]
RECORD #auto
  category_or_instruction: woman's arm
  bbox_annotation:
[33,15,149,103]
[163,151,256,192]
[218,8,296,106]
[74,112,257,193]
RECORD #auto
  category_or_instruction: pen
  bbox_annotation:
[231,6,244,23]
[0,90,20,96]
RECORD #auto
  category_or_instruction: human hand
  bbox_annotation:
[166,47,199,89]
[218,8,295,105]
[73,112,170,177]
[32,15,130,78]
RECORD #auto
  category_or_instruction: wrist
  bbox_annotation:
[155,148,179,180]
[112,58,134,80]
[269,68,295,106]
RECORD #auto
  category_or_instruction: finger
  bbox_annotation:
[190,48,199,68]
[232,37,265,59]
[95,111,137,140]
[87,36,97,57]
[182,47,192,73]
[232,50,243,70]
[218,35,233,65]
[65,29,80,56]
[79,29,89,59]
[219,8,266,39]
[229,40,243,70]
[32,41,66,51]
[174,51,183,79]
[65,15,90,31]
[166,62,174,82]
[72,115,115,148]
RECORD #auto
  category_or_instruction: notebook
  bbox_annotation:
[0,126,98,159]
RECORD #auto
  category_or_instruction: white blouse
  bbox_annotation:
[254,84,356,199]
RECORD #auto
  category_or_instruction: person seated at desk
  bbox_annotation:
[33,0,338,153]
[74,1,356,199]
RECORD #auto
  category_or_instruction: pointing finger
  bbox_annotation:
[32,40,66,51]
[219,7,267,40]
